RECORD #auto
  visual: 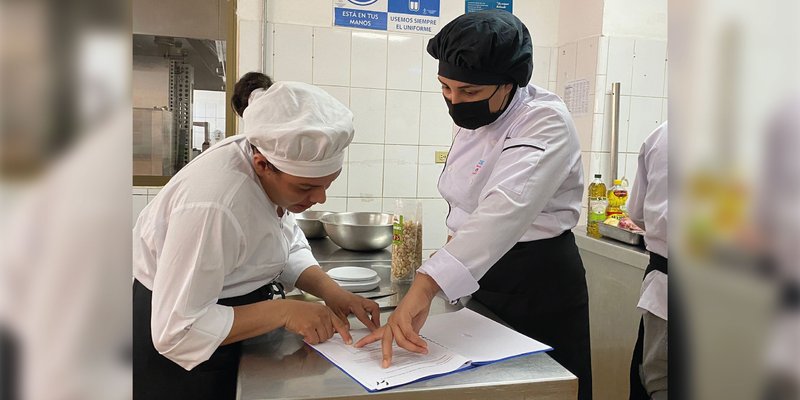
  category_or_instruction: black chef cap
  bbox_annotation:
[427,10,533,87]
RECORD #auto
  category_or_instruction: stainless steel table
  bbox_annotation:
[236,242,577,400]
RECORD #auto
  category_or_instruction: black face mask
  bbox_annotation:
[444,85,511,130]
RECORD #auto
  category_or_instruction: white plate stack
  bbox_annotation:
[326,266,381,292]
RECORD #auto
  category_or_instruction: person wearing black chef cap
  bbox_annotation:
[357,10,592,399]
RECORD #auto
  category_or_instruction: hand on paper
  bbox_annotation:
[293,265,380,335]
[282,300,352,345]
[354,273,440,368]
[323,288,381,331]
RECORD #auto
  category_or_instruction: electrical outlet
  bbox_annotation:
[434,151,449,164]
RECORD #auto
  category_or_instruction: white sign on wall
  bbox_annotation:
[334,0,440,34]
[563,79,590,115]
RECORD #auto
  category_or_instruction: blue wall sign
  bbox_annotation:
[334,0,388,31]
[334,0,440,34]
[388,0,439,33]
[465,0,513,14]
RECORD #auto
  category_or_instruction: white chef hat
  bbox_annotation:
[243,81,354,178]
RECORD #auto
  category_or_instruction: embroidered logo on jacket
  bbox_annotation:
[472,159,485,175]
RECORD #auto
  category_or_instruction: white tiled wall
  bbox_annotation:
[387,35,423,91]
[349,88,386,143]
[269,23,557,253]
[594,37,668,190]
[238,0,264,75]
[273,24,313,83]
[134,18,558,255]
[350,32,388,89]
[347,143,384,198]
[382,145,419,198]
[312,28,351,86]
[385,90,421,145]
[554,35,667,218]
[556,42,577,96]
[138,40,629,253]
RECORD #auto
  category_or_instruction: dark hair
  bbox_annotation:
[231,72,274,117]
[250,144,282,174]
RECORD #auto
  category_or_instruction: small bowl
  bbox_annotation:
[320,212,393,251]
[295,211,331,239]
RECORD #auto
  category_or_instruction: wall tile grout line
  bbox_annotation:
[137,15,640,244]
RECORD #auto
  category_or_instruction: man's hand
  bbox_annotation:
[281,299,352,345]
[322,288,381,331]
[295,265,380,331]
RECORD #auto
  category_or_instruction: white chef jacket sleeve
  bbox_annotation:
[277,213,318,291]
[419,108,577,301]
[627,141,649,230]
[151,203,245,370]
[638,270,668,320]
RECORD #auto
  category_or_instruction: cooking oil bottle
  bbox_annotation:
[606,179,628,218]
[586,174,607,238]
[619,177,629,214]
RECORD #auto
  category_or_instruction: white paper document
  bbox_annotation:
[310,308,552,391]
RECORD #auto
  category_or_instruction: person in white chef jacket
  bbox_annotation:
[356,10,593,400]
[627,121,668,400]
[132,75,380,400]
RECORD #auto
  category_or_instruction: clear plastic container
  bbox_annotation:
[391,200,423,282]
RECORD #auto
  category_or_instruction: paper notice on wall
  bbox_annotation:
[563,79,590,116]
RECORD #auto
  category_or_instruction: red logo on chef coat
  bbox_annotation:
[472,159,485,175]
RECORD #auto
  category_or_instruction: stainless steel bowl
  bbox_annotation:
[295,211,331,239]
[320,212,393,251]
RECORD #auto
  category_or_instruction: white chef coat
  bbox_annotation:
[627,121,668,320]
[627,121,668,259]
[132,135,318,370]
[418,84,584,301]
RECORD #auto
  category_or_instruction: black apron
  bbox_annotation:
[629,252,668,400]
[472,230,593,400]
[133,279,284,400]
[1,326,18,400]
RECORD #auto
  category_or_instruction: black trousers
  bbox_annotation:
[472,231,593,400]
[629,252,668,400]
[133,279,280,400]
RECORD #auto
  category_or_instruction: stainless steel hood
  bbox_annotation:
[133,34,226,91]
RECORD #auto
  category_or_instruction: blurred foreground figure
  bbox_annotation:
[670,0,800,397]
[1,117,132,400]
[759,96,800,400]
[627,122,669,400]
[0,0,132,398]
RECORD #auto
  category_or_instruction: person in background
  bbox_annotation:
[132,75,380,400]
[356,10,593,400]
[627,121,668,400]
[759,96,800,400]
